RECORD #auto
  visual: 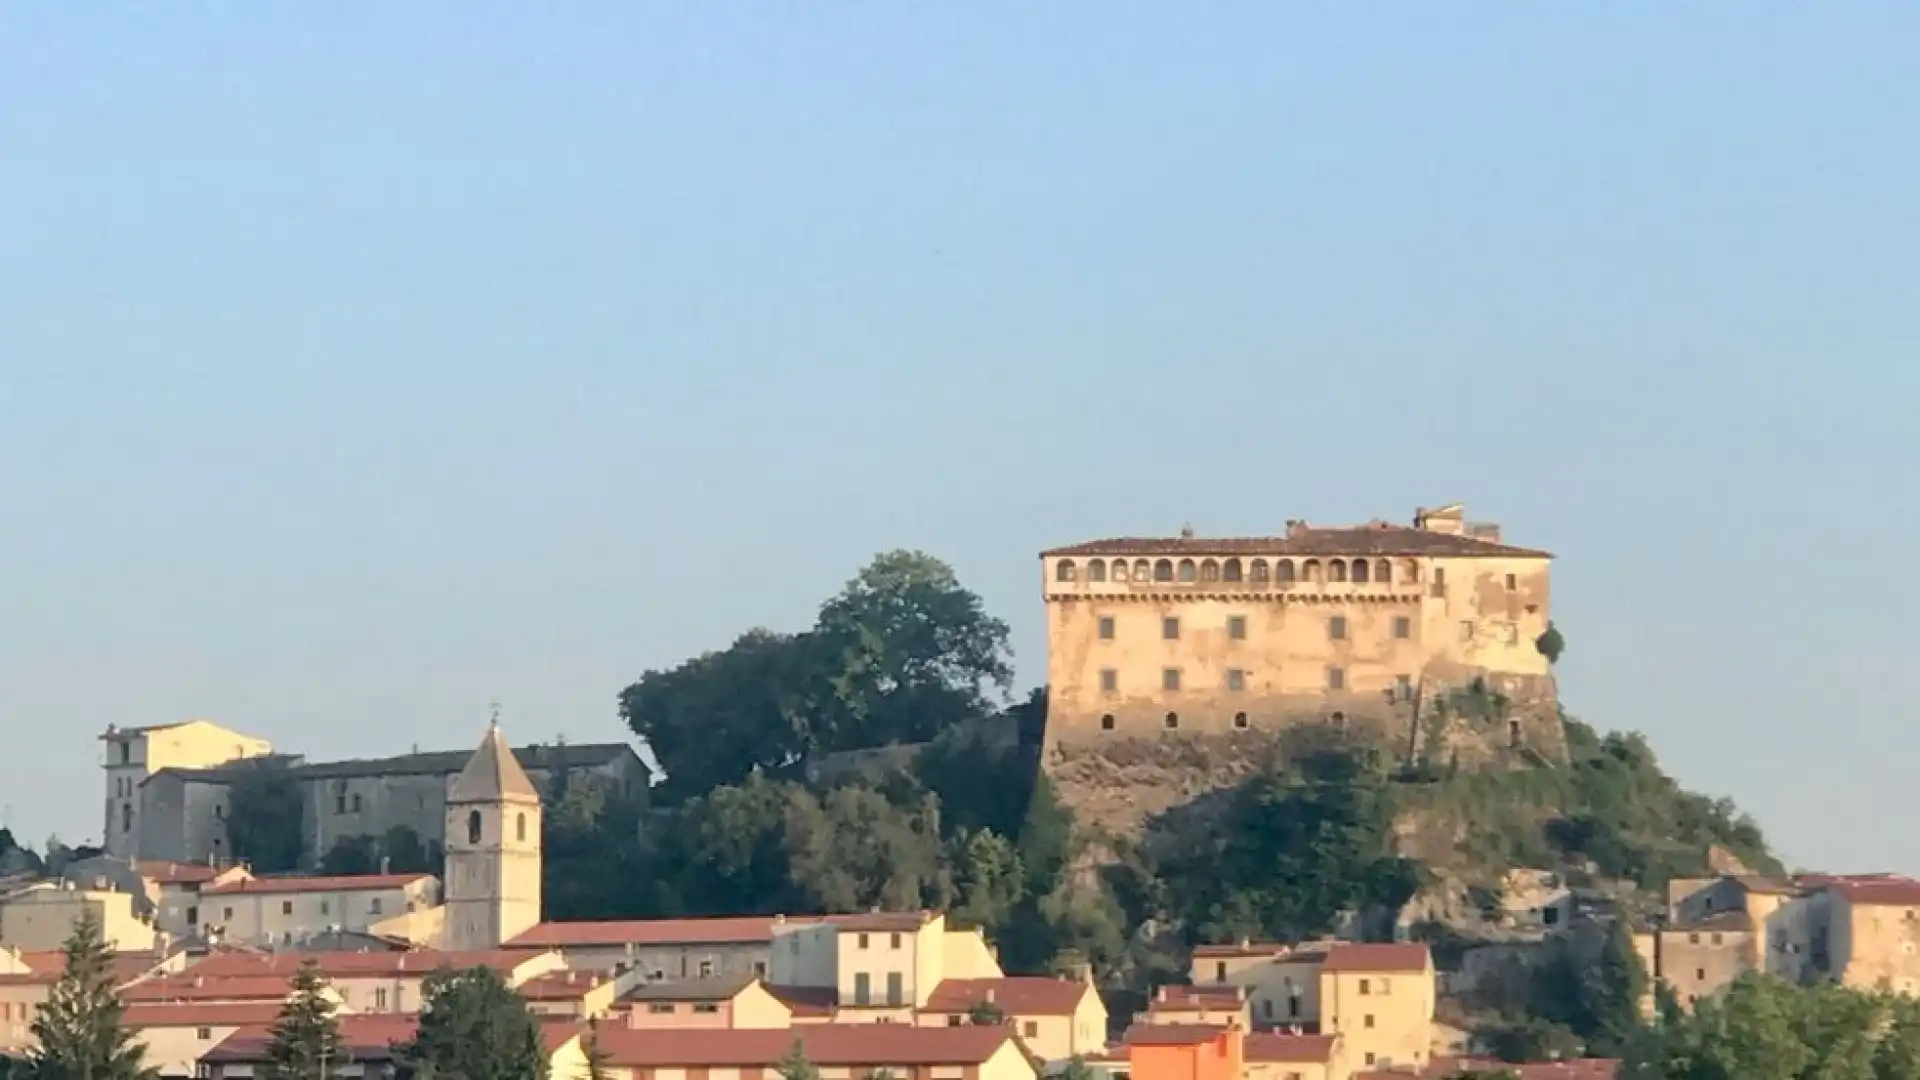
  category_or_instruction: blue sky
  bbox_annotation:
[2,5,1916,870]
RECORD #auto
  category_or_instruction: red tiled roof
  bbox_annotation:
[121,1003,288,1028]
[1319,943,1430,973]
[593,1022,1016,1067]
[203,1016,419,1063]
[1191,942,1287,959]
[1122,1024,1231,1047]
[0,973,55,988]
[183,949,538,979]
[518,971,617,1001]
[825,911,935,933]
[135,861,229,886]
[1150,985,1246,1010]
[508,915,819,948]
[203,873,431,896]
[1827,879,1920,906]
[1042,525,1550,560]
[1244,1033,1336,1064]
[923,977,1091,1017]
[124,976,295,1003]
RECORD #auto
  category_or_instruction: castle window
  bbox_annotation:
[1087,559,1107,583]
[1505,624,1520,645]
[1164,711,1180,729]
[1510,719,1522,747]
[1223,558,1243,583]
[122,803,132,833]
[1327,667,1346,691]
[1459,620,1475,642]
[1351,559,1370,584]
[1328,615,1347,640]
[1100,714,1115,730]
[1200,559,1220,582]
[1100,669,1118,693]
[1328,560,1348,583]
[335,793,347,815]
[1056,560,1077,583]
[467,810,482,845]
[1234,712,1249,729]
[1177,559,1197,583]
[1153,559,1174,582]
[1396,674,1413,700]
[1250,559,1270,583]
[1111,562,1129,582]
[1099,616,1116,640]
[1301,559,1320,583]
[1162,616,1181,640]
[1163,668,1182,691]
[1401,559,1419,583]
[1228,615,1247,640]
[1226,669,1246,692]
[1376,559,1391,583]
[1393,616,1412,639]
[1133,559,1151,581]
[1506,573,1517,591]
[517,813,527,842]
[351,793,363,813]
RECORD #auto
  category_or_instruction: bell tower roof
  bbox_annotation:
[449,719,539,804]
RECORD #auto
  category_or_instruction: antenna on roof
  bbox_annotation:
[488,700,502,730]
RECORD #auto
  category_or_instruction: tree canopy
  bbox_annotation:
[225,757,306,873]
[1626,974,1920,1080]
[261,960,341,1080]
[396,967,546,1080]
[24,912,156,1080]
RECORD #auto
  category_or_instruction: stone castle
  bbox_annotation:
[1037,502,1564,834]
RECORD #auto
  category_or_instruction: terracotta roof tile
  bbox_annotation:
[923,977,1091,1017]
[1043,526,1549,560]
[135,861,227,886]
[203,1016,419,1063]
[508,915,818,948]
[518,971,618,1000]
[621,975,757,1003]
[121,1003,288,1028]
[124,976,295,1003]
[593,1023,1016,1067]
[1244,1033,1336,1064]
[825,911,936,932]
[183,949,536,979]
[765,984,838,1017]
[1319,943,1430,973]
[202,873,432,896]
[1122,1024,1232,1047]
[1190,942,1288,960]
[1150,985,1246,1010]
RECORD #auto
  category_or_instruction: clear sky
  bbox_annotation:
[2,6,1916,870]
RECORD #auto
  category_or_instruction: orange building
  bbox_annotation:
[1125,1024,1244,1080]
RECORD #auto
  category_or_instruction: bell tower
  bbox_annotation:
[442,715,543,950]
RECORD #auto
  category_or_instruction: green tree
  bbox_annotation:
[1535,622,1566,664]
[227,757,306,873]
[582,1020,612,1080]
[396,967,546,1080]
[775,1040,819,1080]
[23,911,156,1080]
[951,829,1026,933]
[784,784,953,913]
[319,834,381,875]
[261,960,341,1080]
[1055,1059,1098,1080]
[968,1000,1005,1025]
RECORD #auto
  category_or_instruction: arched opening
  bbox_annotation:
[1233,711,1249,729]
[1301,559,1321,583]
[1133,559,1151,582]
[1400,559,1420,583]
[1056,560,1077,582]
[1375,559,1392,584]
[1275,559,1295,583]
[1100,714,1115,730]
[1328,560,1348,583]
[467,810,482,845]
[516,813,527,843]
[1509,719,1522,748]
[1164,712,1180,730]
[1200,559,1220,583]
[1250,559,1270,583]
[1177,559,1197,583]
[1153,559,1174,582]
[1331,711,1346,725]
[1351,559,1370,584]
[1222,558,1243,583]
[1111,561,1129,582]
[1087,559,1107,583]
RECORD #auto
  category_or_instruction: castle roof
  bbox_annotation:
[1042,524,1549,560]
[292,741,634,782]
[449,723,540,804]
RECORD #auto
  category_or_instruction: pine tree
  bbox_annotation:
[24,911,156,1080]
[395,967,545,1080]
[582,1020,611,1080]
[775,1039,819,1080]
[261,960,341,1080]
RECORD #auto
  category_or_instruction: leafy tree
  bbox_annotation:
[951,830,1026,933]
[784,784,953,912]
[775,1040,819,1080]
[968,1000,1006,1025]
[262,960,341,1080]
[396,967,546,1080]
[227,757,306,872]
[319,834,381,875]
[1056,1059,1098,1080]
[24,911,156,1080]
[1535,621,1566,664]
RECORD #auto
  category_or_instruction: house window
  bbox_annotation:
[1393,616,1411,639]
[1379,977,1392,994]
[753,961,767,978]
[186,906,198,926]
[854,972,872,1006]
[320,901,330,917]
[1327,667,1346,691]
[1100,669,1118,693]
[351,793,363,813]
[375,988,389,1010]
[693,1003,720,1014]
[1153,560,1174,582]
[1098,616,1115,640]
[858,933,871,950]
[1459,620,1475,642]
[1358,979,1371,995]
[1695,968,1706,981]
[698,959,715,978]
[517,813,527,842]
[223,907,234,920]
[1364,1014,1375,1029]
[1689,934,1701,945]
[282,901,294,915]
[1163,669,1182,692]
[887,972,904,1006]
[1100,714,1115,730]
[1215,962,1227,982]
[1365,1054,1376,1066]
[369,898,383,915]
[1164,712,1180,729]
[1162,616,1180,640]
[1228,615,1247,640]
[890,933,903,949]
[1711,933,1723,946]
[1328,615,1347,640]
[1226,669,1246,692]
[649,1003,675,1014]
[197,1027,212,1040]
[1234,711,1249,729]
[1506,573,1517,591]
[1023,1021,1039,1038]
[948,1016,963,1027]
[1395,674,1413,700]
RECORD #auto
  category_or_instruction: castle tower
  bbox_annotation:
[442,719,543,951]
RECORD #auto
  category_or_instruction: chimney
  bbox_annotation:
[985,987,996,1004]
[380,856,391,875]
